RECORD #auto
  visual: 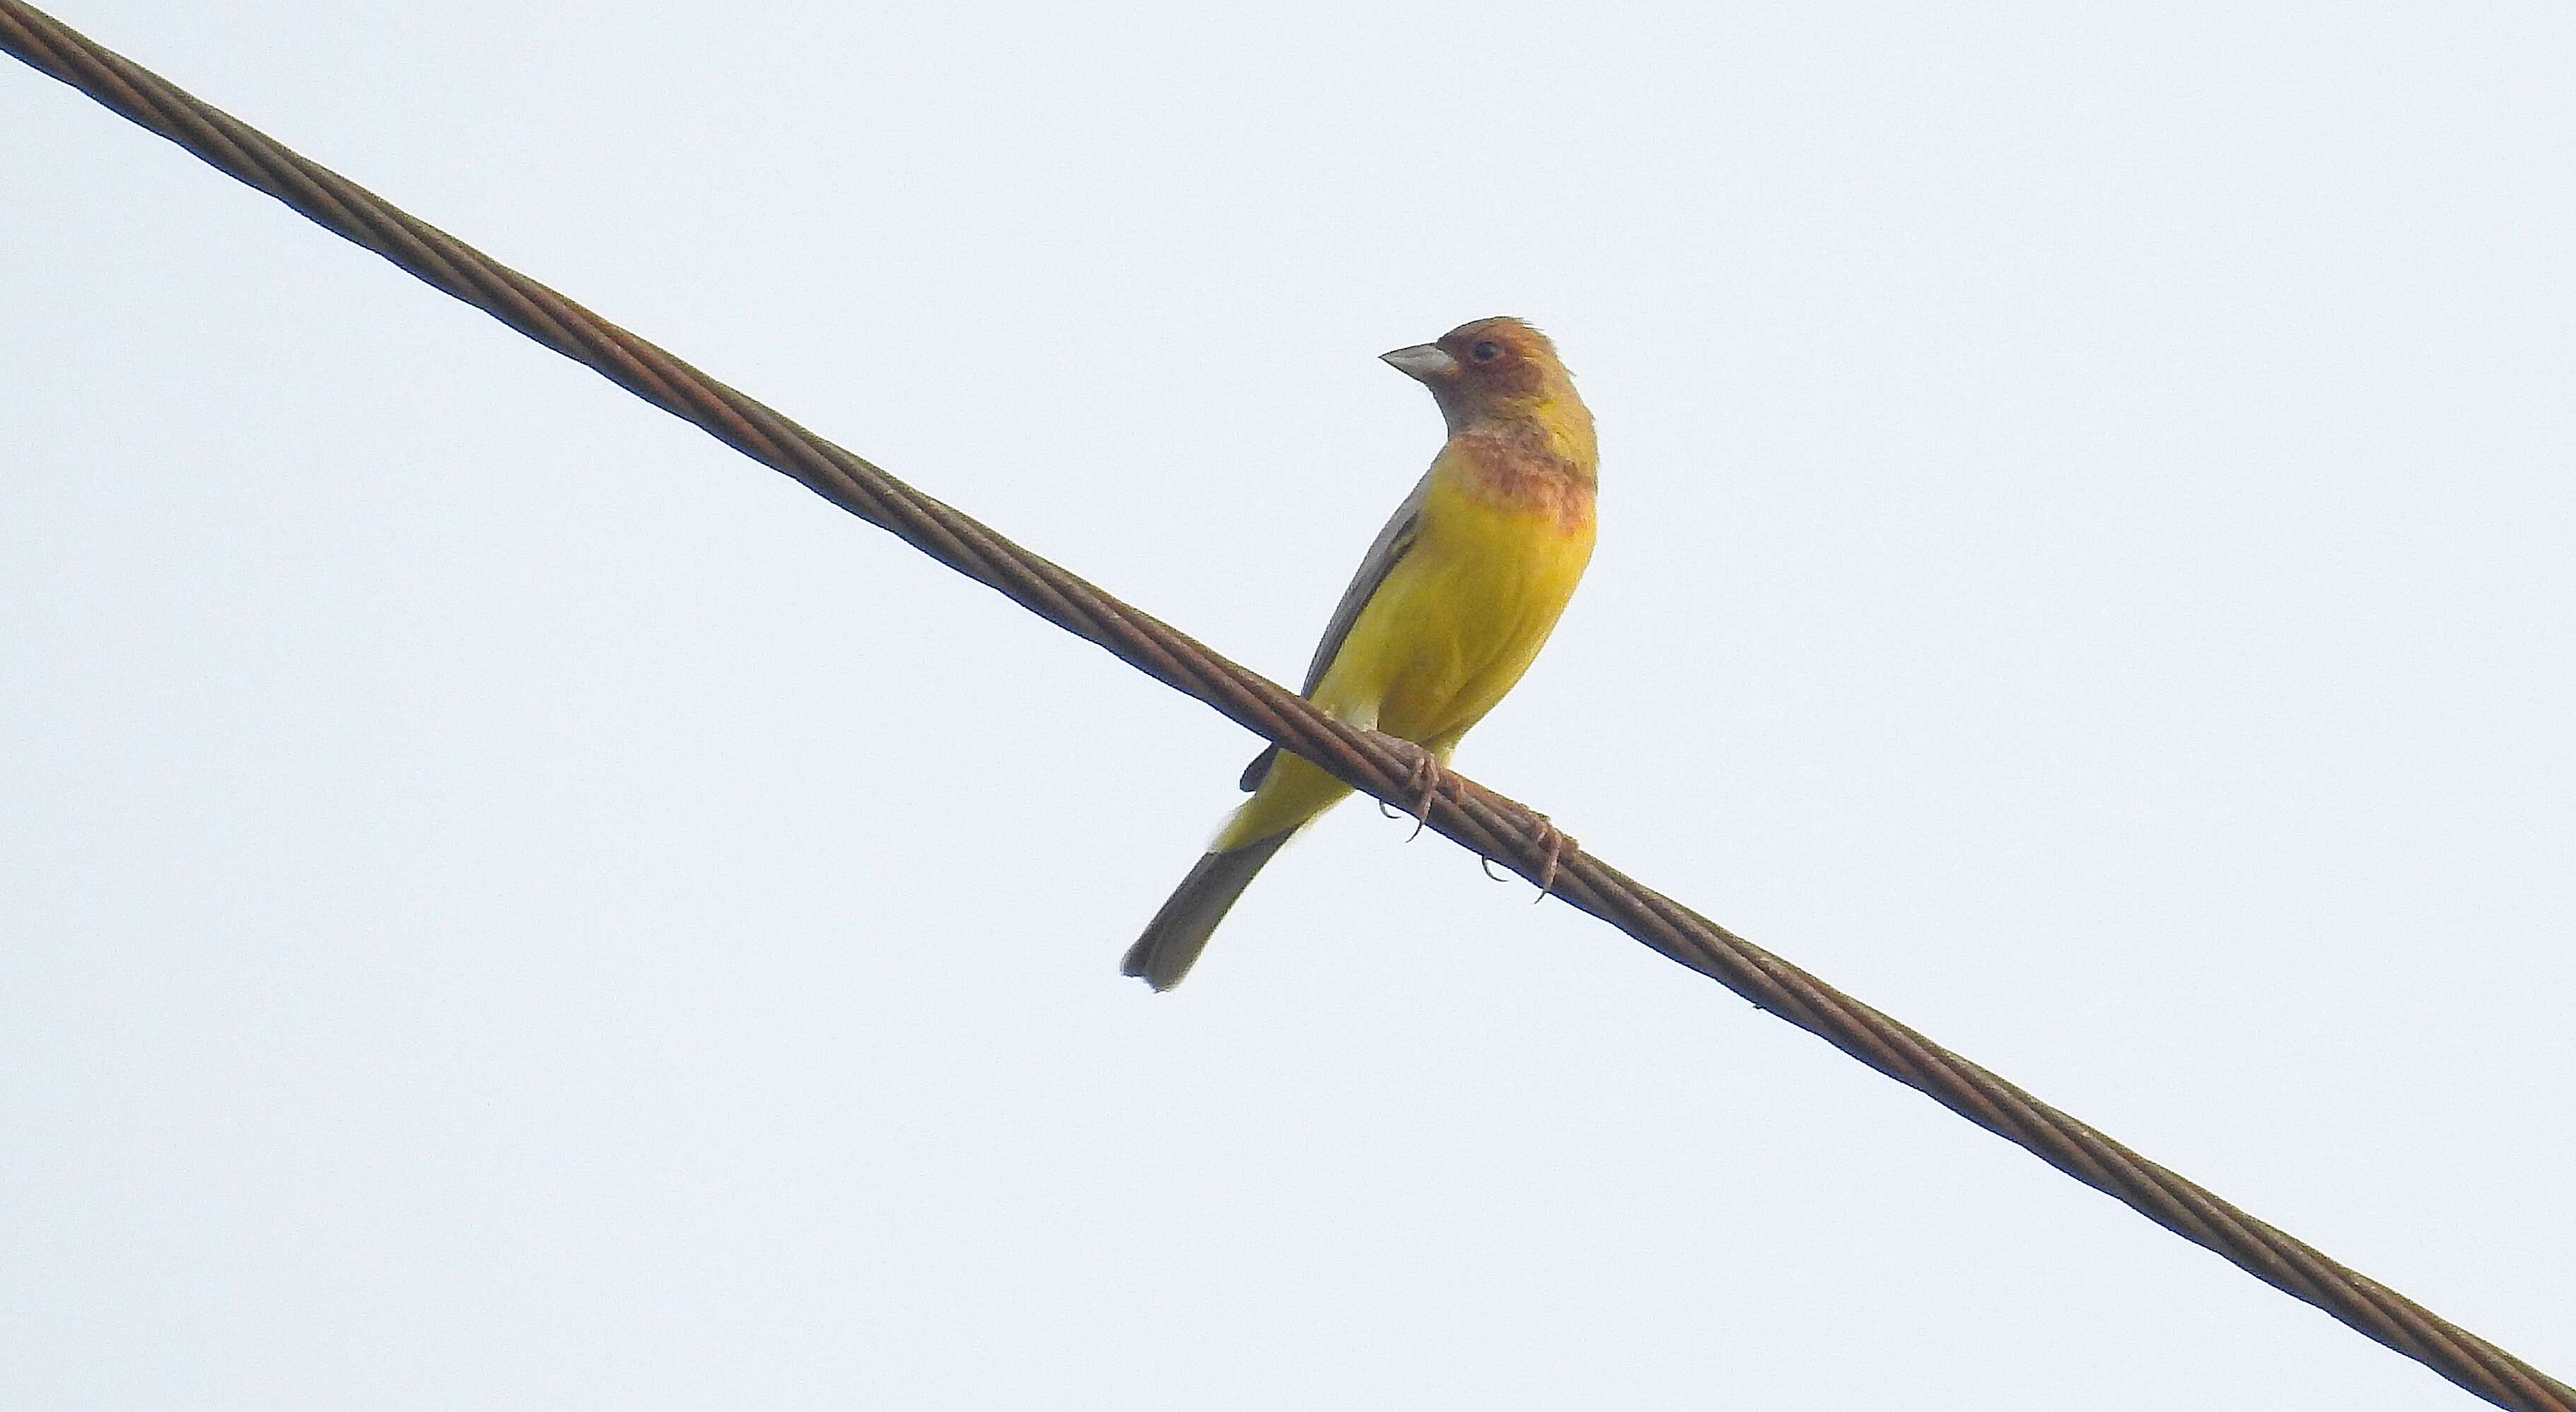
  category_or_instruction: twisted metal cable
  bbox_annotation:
[5,5,2565,1406]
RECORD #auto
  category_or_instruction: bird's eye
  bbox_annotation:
[1470,339,1503,363]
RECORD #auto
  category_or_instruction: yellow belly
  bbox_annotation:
[1218,466,1595,848]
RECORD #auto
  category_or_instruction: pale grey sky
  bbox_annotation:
[5,3,2571,1408]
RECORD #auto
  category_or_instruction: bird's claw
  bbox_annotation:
[1393,741,1445,841]
[1472,813,1573,897]
[1527,812,1574,900]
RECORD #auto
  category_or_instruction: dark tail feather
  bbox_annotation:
[1121,831,1294,991]
[1237,743,1279,792]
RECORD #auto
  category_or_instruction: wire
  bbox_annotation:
[3,4,2565,1406]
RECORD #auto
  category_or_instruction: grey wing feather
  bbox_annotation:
[1237,472,1430,791]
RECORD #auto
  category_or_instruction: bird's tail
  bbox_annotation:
[1121,830,1295,991]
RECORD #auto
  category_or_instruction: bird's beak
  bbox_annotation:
[1380,344,1458,383]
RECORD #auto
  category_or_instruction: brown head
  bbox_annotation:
[1382,317,1594,466]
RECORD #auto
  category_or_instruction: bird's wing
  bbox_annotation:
[1238,470,1430,791]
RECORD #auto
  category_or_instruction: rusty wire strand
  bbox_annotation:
[5,4,2567,1408]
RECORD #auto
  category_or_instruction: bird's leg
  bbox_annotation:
[1475,821,1570,894]
[1380,737,1446,840]
[1525,812,1575,899]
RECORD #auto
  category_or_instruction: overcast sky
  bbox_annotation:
[5,3,2571,1408]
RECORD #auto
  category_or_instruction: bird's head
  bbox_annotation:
[1382,317,1591,455]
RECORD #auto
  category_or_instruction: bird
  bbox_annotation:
[1121,316,1599,990]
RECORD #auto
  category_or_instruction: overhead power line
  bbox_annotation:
[3,4,2565,1407]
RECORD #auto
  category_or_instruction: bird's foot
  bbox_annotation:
[1468,809,1573,897]
[1526,812,1575,899]
[1382,737,1446,840]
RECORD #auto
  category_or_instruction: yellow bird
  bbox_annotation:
[1122,317,1599,989]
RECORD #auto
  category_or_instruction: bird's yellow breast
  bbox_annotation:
[1329,454,1595,746]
